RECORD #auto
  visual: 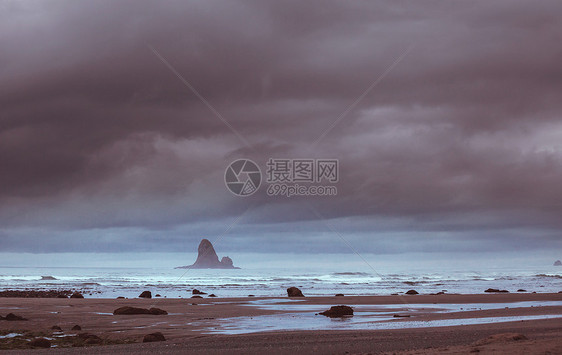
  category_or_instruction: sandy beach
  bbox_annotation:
[1,293,561,354]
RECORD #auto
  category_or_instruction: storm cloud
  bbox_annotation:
[1,0,561,253]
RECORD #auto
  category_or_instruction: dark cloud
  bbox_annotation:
[1,0,561,253]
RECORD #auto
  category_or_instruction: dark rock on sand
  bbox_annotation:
[517,289,527,292]
[319,305,354,317]
[484,288,509,293]
[287,287,305,297]
[155,294,161,297]
[70,292,84,298]
[176,239,240,269]
[248,295,255,297]
[209,294,217,297]
[393,314,411,317]
[191,295,203,298]
[554,260,562,266]
[335,294,344,297]
[113,306,168,315]
[76,333,103,345]
[29,338,51,348]
[51,325,62,331]
[149,308,168,315]
[192,289,206,295]
[143,332,166,342]
[5,313,27,321]
[72,325,82,331]
[139,291,152,298]
[117,296,125,299]
[405,289,419,295]
[41,276,57,280]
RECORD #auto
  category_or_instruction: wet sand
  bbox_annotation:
[1,293,561,353]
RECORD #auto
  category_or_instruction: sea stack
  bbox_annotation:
[176,239,239,269]
[554,260,562,266]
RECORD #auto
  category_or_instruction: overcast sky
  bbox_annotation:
[1,0,561,255]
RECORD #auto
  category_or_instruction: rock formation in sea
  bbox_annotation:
[176,239,240,269]
[287,286,305,297]
[554,260,562,266]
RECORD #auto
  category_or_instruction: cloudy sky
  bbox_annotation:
[1,0,561,255]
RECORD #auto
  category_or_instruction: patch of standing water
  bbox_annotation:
[245,300,562,313]
[193,300,562,334]
[200,313,562,334]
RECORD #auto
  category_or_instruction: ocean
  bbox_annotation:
[1,252,560,298]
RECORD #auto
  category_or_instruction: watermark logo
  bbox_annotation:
[225,158,338,197]
[224,159,262,196]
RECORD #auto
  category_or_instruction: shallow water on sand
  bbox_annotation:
[195,300,562,334]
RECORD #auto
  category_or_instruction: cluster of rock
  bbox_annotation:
[113,306,168,315]
[0,290,76,298]
[485,288,509,293]
[176,239,239,269]
[51,324,81,331]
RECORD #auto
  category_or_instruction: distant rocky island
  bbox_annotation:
[554,260,562,266]
[176,239,239,269]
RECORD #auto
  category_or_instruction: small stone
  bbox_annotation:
[29,338,51,348]
[143,332,166,342]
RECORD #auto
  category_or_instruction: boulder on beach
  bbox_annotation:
[209,294,217,297]
[72,325,82,331]
[335,294,344,297]
[51,325,62,331]
[554,260,562,266]
[175,239,240,269]
[139,291,152,298]
[113,306,168,315]
[70,292,84,299]
[319,305,354,317]
[143,332,166,342]
[76,333,103,345]
[405,290,419,295]
[29,338,51,348]
[192,289,206,295]
[4,313,27,321]
[191,295,203,298]
[287,287,304,297]
[41,276,57,280]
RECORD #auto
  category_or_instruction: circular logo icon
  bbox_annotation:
[225,159,261,196]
